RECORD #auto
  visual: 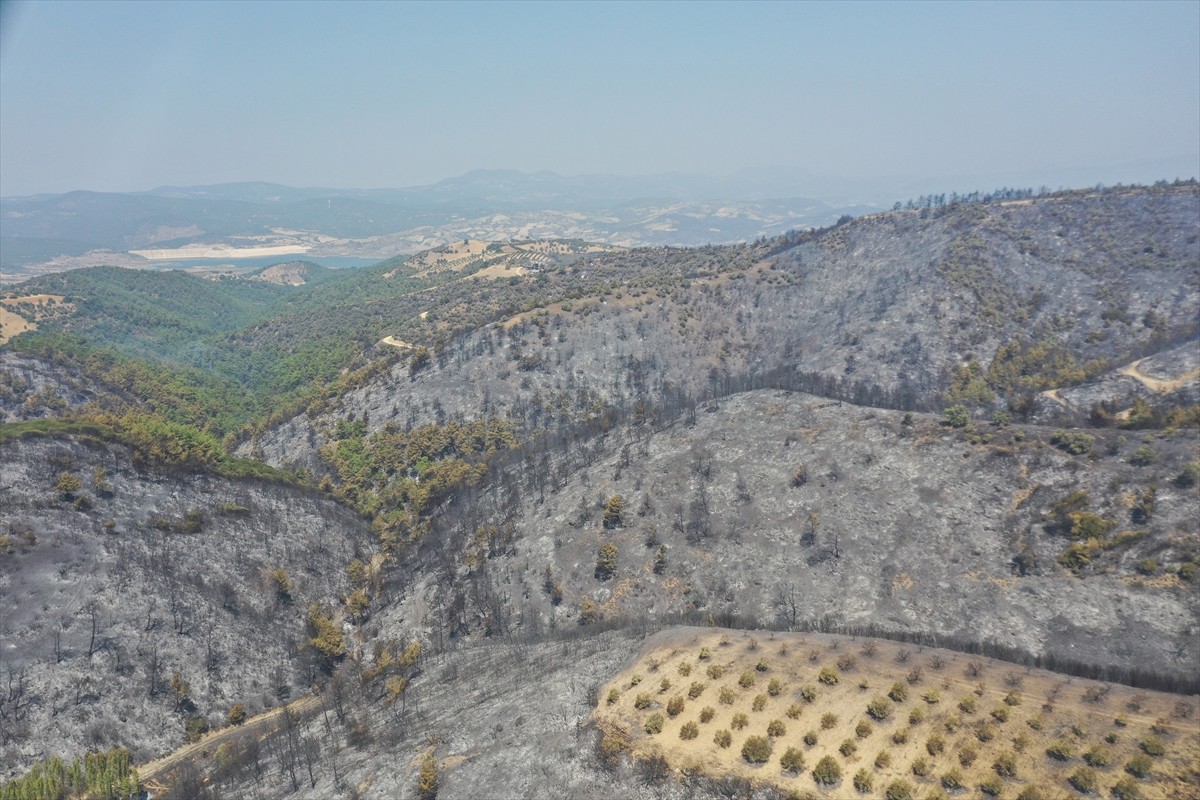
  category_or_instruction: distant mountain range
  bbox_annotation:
[5,161,1196,282]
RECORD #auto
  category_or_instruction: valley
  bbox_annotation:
[0,182,1197,800]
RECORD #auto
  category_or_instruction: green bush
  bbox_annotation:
[812,755,842,785]
[699,706,715,723]
[741,734,772,764]
[867,697,894,720]
[738,670,756,688]
[767,719,786,737]
[752,693,767,712]
[714,729,732,748]
[980,778,1002,797]
[1015,787,1046,800]
[718,687,736,704]
[908,706,925,725]
[1140,736,1166,756]
[634,693,652,709]
[666,695,685,717]
[644,713,663,734]
[1051,429,1094,455]
[853,767,873,793]
[1111,777,1143,800]
[1083,746,1111,767]
[875,750,892,769]
[767,677,784,696]
[958,745,977,767]
[839,738,857,757]
[1047,739,1075,761]
[707,663,724,679]
[941,769,965,790]
[688,681,706,699]
[994,750,1017,777]
[786,703,804,719]
[926,733,946,755]
[804,730,818,746]
[820,712,838,729]
[780,746,805,773]
[1125,753,1152,778]
[731,712,749,730]
[679,721,699,740]
[943,405,971,428]
[885,780,914,800]
[958,695,977,714]
[1068,767,1098,794]
[911,756,929,777]
[889,681,909,702]
[818,666,840,685]
[855,719,873,739]
[800,684,818,702]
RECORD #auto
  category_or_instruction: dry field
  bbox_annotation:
[0,293,68,344]
[594,629,1199,800]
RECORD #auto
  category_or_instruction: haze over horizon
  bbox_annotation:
[1,0,1197,199]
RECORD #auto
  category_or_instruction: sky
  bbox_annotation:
[1,0,1198,197]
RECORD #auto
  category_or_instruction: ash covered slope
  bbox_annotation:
[0,435,373,771]
[248,184,1199,470]
[362,392,1198,688]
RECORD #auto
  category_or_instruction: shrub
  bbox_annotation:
[820,712,838,729]
[818,666,840,685]
[875,750,892,769]
[1083,746,1111,767]
[839,738,857,757]
[594,543,618,579]
[731,712,749,730]
[184,715,209,743]
[924,689,941,703]
[719,687,736,705]
[706,663,724,679]
[1111,777,1143,800]
[867,697,893,720]
[1051,429,1094,455]
[891,728,909,744]
[714,729,732,748]
[698,647,711,659]
[767,719,786,737]
[990,705,1010,722]
[606,688,620,706]
[644,713,664,734]
[1140,736,1166,756]
[1129,445,1155,466]
[853,768,873,793]
[226,703,247,726]
[634,693,652,709]
[958,745,977,767]
[908,707,925,725]
[980,778,1002,796]
[738,670,756,688]
[958,695,977,714]
[1068,767,1098,794]
[742,735,772,764]
[911,757,929,777]
[889,682,909,702]
[941,769,965,791]
[768,677,784,696]
[752,694,767,712]
[688,681,706,699]
[800,684,818,702]
[994,751,1017,777]
[677,661,692,676]
[812,755,842,785]
[780,746,805,773]
[659,677,672,693]
[926,733,946,755]
[756,657,770,672]
[666,696,685,717]
[943,405,970,428]
[886,779,915,800]
[1125,754,1152,778]
[417,753,438,800]
[1004,690,1021,706]
[1047,739,1075,761]
[679,721,699,740]
[855,720,872,739]
[786,703,804,719]
[699,706,715,723]
[1016,788,1046,800]
[975,723,996,742]
[804,730,818,746]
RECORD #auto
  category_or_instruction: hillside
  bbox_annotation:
[1,182,1198,799]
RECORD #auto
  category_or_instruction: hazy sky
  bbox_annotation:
[1,0,1197,197]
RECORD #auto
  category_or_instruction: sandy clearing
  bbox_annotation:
[1118,358,1200,394]
[0,294,68,344]
[380,336,414,350]
[129,245,309,260]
